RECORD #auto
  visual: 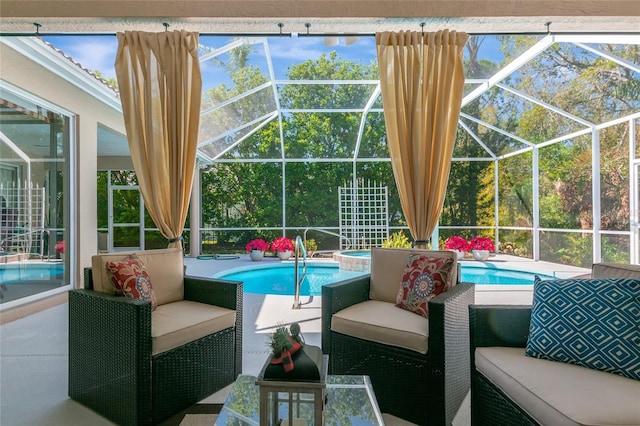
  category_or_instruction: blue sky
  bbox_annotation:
[44,34,505,85]
[44,35,380,83]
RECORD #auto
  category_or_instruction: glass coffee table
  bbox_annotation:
[215,374,384,425]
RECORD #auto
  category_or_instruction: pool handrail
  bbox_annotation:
[303,227,353,251]
[0,227,50,260]
[292,235,307,309]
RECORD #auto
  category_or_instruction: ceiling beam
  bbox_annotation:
[1,1,640,35]
[2,1,640,19]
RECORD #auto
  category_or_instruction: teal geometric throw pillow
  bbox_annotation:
[526,276,640,381]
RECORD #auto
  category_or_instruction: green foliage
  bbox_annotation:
[268,323,302,356]
[93,70,118,89]
[304,238,318,252]
[601,236,630,264]
[382,231,412,248]
[269,326,293,356]
[96,171,191,250]
[198,47,397,248]
[540,232,593,268]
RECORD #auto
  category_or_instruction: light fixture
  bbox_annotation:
[303,23,360,47]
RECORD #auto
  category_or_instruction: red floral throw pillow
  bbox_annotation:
[105,255,157,310]
[395,254,454,318]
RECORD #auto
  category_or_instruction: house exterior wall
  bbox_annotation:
[0,42,125,288]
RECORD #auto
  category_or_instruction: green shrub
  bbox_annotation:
[382,231,412,248]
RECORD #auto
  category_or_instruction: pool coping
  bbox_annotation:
[202,253,590,286]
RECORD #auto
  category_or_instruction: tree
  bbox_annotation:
[441,36,499,231]
[200,44,392,251]
[93,70,118,89]
[491,39,638,265]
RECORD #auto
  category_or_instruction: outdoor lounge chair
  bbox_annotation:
[468,262,640,425]
[68,248,242,425]
[322,247,475,425]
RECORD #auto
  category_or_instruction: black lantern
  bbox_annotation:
[256,324,328,426]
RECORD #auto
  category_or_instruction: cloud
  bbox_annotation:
[268,36,376,65]
[45,36,118,79]
[268,37,326,62]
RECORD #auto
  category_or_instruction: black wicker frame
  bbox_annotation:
[69,268,243,426]
[468,305,540,426]
[322,275,474,425]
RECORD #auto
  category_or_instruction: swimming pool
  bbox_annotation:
[0,262,64,284]
[462,264,553,284]
[215,262,554,295]
[215,263,367,296]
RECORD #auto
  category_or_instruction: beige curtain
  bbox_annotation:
[115,30,202,249]
[376,30,469,249]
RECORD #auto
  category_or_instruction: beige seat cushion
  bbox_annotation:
[331,300,429,354]
[592,262,640,279]
[151,300,236,355]
[91,248,184,305]
[370,247,457,303]
[476,347,640,426]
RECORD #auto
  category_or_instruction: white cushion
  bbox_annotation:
[151,300,236,355]
[91,248,184,305]
[592,262,640,279]
[331,300,429,354]
[476,347,640,426]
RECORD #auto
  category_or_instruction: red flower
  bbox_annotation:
[271,237,294,253]
[470,236,495,251]
[246,238,270,252]
[443,236,470,252]
[54,240,65,254]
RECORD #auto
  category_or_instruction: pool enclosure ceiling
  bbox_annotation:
[186,33,640,165]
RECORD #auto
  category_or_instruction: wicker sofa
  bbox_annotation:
[322,247,475,425]
[469,262,640,426]
[68,248,242,425]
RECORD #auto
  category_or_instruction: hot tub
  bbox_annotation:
[333,250,371,272]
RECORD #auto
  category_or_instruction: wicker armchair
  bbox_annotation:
[68,249,242,425]
[469,262,640,426]
[468,305,535,425]
[322,248,475,425]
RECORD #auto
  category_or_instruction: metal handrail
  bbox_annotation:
[0,227,50,259]
[303,227,353,251]
[292,235,307,309]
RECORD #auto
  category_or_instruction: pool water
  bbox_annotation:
[216,264,367,296]
[339,250,372,257]
[216,263,554,295]
[462,264,553,284]
[0,263,64,284]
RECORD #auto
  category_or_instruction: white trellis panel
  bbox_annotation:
[0,181,46,257]
[339,179,389,249]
